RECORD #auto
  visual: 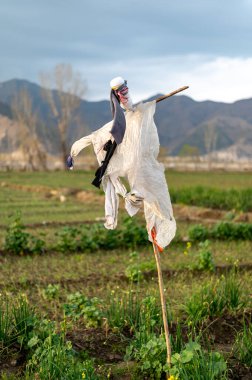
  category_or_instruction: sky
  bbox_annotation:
[1,0,252,103]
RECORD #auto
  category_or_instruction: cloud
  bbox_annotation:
[75,55,252,103]
[183,56,252,102]
[1,1,252,102]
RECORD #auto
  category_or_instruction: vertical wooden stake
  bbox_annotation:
[152,239,172,376]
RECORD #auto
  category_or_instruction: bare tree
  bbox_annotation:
[40,64,86,168]
[204,122,217,168]
[204,124,217,153]
[12,89,48,170]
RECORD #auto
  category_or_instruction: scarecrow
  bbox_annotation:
[67,77,189,371]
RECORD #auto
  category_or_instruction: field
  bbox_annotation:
[0,170,252,379]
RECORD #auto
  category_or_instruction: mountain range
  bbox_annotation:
[0,79,252,160]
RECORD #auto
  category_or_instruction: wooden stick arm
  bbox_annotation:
[155,86,189,103]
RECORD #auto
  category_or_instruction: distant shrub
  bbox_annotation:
[120,217,148,248]
[55,226,80,252]
[212,222,252,240]
[189,222,252,241]
[188,224,208,241]
[4,215,45,255]
[55,217,148,253]
[170,186,252,211]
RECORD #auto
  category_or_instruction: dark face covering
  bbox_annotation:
[91,84,125,188]
[92,80,132,188]
[110,89,126,145]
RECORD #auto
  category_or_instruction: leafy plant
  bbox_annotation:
[170,340,227,379]
[126,334,227,380]
[42,284,60,300]
[125,334,169,379]
[188,224,208,241]
[0,295,100,380]
[4,215,30,254]
[190,240,215,272]
[121,217,148,248]
[212,222,252,240]
[25,331,98,380]
[64,292,103,327]
[55,226,80,252]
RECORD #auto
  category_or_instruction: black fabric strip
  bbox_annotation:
[92,88,126,188]
[91,140,117,188]
[110,90,126,144]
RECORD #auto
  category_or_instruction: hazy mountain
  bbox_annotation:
[0,79,252,158]
[0,101,12,119]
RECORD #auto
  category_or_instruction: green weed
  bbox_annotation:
[184,273,246,326]
[105,290,165,338]
[0,296,37,354]
[234,320,252,367]
[0,300,15,352]
[12,296,37,350]
[125,251,155,282]
[105,290,142,332]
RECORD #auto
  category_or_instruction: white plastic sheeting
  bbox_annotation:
[70,101,176,248]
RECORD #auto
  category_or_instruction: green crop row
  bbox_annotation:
[170,186,252,211]
[3,215,149,255]
[3,215,252,256]
[189,222,252,241]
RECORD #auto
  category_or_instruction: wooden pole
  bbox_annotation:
[152,237,172,377]
[155,85,189,103]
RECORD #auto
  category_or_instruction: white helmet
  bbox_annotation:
[110,76,125,90]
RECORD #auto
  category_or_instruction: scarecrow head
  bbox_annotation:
[110,76,133,111]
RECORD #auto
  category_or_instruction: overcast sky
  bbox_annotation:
[1,0,252,102]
